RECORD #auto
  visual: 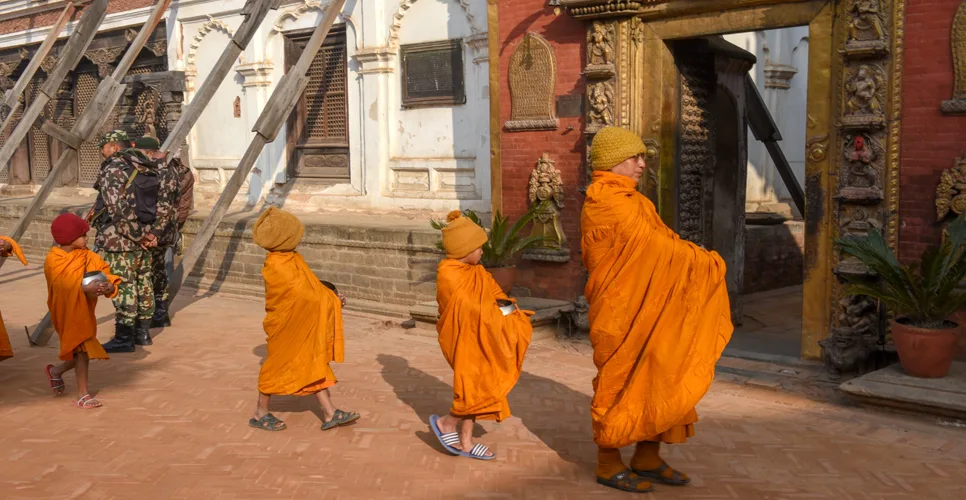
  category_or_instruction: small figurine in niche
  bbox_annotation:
[845,66,880,115]
[587,22,613,66]
[848,0,885,42]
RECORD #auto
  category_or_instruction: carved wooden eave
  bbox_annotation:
[560,0,801,21]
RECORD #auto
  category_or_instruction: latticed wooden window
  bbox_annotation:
[400,39,465,108]
[285,25,350,181]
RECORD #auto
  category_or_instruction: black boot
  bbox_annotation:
[103,321,136,353]
[134,320,153,346]
[150,296,171,328]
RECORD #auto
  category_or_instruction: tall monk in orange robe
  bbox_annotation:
[44,213,121,409]
[430,211,533,461]
[249,207,359,432]
[581,127,733,493]
[1,236,28,362]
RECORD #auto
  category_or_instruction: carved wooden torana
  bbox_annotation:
[559,0,906,366]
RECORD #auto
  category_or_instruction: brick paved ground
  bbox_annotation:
[2,264,966,499]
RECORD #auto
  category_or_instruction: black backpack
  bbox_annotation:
[89,166,160,228]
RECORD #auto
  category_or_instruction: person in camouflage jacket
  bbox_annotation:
[134,136,180,329]
[92,130,160,353]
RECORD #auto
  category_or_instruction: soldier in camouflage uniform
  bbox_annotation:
[134,136,180,328]
[92,130,160,353]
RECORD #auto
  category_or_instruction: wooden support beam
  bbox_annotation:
[162,0,279,157]
[0,0,108,168]
[0,1,76,136]
[170,0,347,300]
[38,117,84,150]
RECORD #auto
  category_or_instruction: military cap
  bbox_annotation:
[134,136,161,150]
[98,130,130,147]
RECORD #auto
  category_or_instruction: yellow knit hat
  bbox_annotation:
[253,206,305,252]
[590,126,647,171]
[441,210,488,259]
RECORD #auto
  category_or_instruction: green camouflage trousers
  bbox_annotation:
[102,250,155,326]
[150,247,169,302]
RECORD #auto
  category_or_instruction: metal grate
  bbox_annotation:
[75,71,101,186]
[304,38,347,144]
[27,79,52,182]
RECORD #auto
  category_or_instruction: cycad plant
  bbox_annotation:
[430,207,547,268]
[835,214,966,329]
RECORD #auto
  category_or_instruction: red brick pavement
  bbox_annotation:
[2,264,966,499]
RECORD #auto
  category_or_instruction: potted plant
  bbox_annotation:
[835,215,966,378]
[431,207,547,294]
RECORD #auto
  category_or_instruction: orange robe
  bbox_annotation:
[258,251,344,396]
[435,260,534,421]
[1,236,28,362]
[44,247,120,361]
[581,171,733,449]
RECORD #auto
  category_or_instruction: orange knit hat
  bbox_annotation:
[440,210,488,259]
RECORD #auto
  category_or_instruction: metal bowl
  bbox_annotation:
[81,271,108,287]
[497,299,516,316]
[320,279,338,294]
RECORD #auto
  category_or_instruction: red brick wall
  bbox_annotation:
[0,0,155,37]
[499,0,586,301]
[899,0,966,262]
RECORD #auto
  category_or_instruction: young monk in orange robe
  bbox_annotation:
[0,236,28,362]
[44,213,121,408]
[249,207,359,432]
[581,127,733,493]
[430,210,534,460]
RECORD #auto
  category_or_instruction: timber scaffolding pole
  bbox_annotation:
[24,0,287,345]
[170,0,348,299]
[0,1,84,137]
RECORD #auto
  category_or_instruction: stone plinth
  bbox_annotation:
[839,362,966,419]
[409,297,572,341]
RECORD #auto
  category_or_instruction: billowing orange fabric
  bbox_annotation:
[44,247,120,361]
[581,171,733,449]
[1,236,28,362]
[436,260,534,421]
[258,251,344,396]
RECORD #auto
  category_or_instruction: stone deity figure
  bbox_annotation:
[139,103,158,139]
[527,153,566,250]
[849,0,885,42]
[587,22,613,66]
[843,135,879,188]
[589,83,614,126]
[845,66,880,115]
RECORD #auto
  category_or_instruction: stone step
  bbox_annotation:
[839,362,966,420]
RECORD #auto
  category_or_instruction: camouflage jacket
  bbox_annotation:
[153,155,181,247]
[170,158,194,226]
[93,151,160,252]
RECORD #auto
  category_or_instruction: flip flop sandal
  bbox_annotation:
[45,365,65,396]
[597,469,654,493]
[459,443,495,461]
[429,414,461,455]
[633,463,691,486]
[321,409,360,430]
[249,413,287,431]
[74,394,102,409]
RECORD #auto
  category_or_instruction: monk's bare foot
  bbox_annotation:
[436,414,460,434]
[457,439,495,458]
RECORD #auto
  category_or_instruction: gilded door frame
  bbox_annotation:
[556,0,905,360]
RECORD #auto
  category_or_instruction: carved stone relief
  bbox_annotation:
[84,47,126,78]
[841,64,885,129]
[505,33,558,131]
[586,81,615,131]
[844,0,888,57]
[524,153,569,263]
[942,1,966,115]
[585,21,615,78]
[819,296,877,379]
[837,133,883,202]
[935,156,966,222]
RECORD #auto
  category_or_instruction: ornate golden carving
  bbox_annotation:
[524,153,569,262]
[505,32,558,131]
[886,0,906,251]
[841,64,885,129]
[840,206,880,235]
[844,0,888,56]
[942,1,966,114]
[84,47,125,78]
[806,134,829,163]
[587,21,613,66]
[935,157,966,222]
[838,134,883,203]
[587,81,614,131]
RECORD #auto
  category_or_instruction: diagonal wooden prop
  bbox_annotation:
[0,1,80,137]
[169,0,347,300]
[18,0,174,345]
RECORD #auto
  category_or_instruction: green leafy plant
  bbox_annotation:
[431,207,548,268]
[835,214,966,329]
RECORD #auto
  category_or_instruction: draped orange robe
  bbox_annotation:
[1,236,28,362]
[581,171,733,449]
[436,260,534,421]
[258,251,344,396]
[44,247,120,361]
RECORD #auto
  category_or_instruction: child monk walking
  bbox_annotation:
[1,235,28,363]
[43,213,121,408]
[430,211,533,460]
[249,207,359,431]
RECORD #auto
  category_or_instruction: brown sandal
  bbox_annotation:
[632,463,690,486]
[596,469,654,493]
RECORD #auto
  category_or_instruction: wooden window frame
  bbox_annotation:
[400,38,466,109]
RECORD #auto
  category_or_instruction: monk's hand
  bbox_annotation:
[81,282,101,294]
[338,293,347,307]
[0,239,11,257]
[140,233,158,249]
[97,282,115,296]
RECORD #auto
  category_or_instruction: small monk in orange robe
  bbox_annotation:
[581,127,733,493]
[44,213,121,409]
[249,207,359,432]
[430,210,534,460]
[1,235,28,363]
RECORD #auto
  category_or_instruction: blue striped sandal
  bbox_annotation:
[429,414,461,455]
[459,443,495,461]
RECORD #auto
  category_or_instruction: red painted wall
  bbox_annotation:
[498,0,586,301]
[899,0,966,261]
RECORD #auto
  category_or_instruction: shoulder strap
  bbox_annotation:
[125,167,138,189]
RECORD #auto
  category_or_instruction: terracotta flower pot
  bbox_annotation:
[891,318,959,378]
[487,266,517,295]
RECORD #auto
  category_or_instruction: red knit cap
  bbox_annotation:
[51,213,90,245]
